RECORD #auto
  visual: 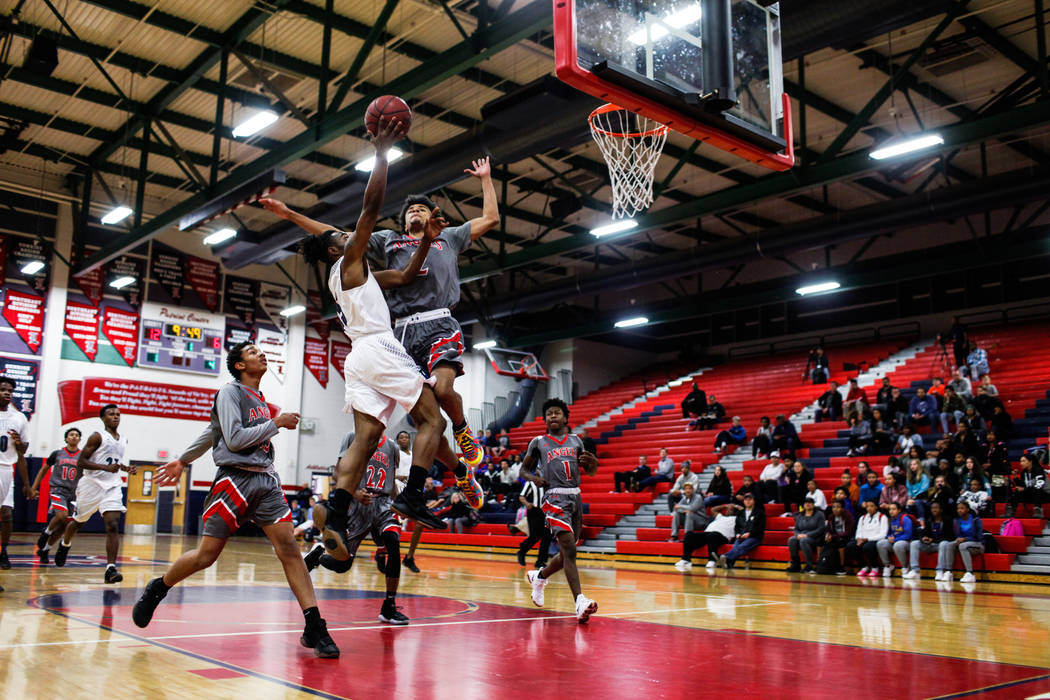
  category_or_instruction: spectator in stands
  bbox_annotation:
[438,491,479,533]
[979,374,998,396]
[877,502,914,577]
[945,501,984,582]
[752,416,773,458]
[928,376,946,402]
[482,428,497,459]
[786,498,826,573]
[834,486,858,517]
[844,378,869,417]
[771,414,799,457]
[822,499,855,575]
[959,478,992,517]
[703,465,733,508]
[805,480,827,511]
[496,428,511,456]
[734,474,765,505]
[983,430,1010,501]
[855,461,872,488]
[905,458,931,523]
[973,386,1002,422]
[840,471,860,508]
[670,483,706,542]
[493,458,522,503]
[964,405,986,434]
[939,386,967,434]
[805,346,831,383]
[614,455,649,493]
[966,344,990,381]
[886,387,910,429]
[637,447,675,491]
[422,477,440,504]
[759,455,787,504]
[989,404,1014,440]
[879,472,909,513]
[904,501,953,580]
[908,388,939,429]
[942,316,969,369]
[869,408,894,454]
[691,395,725,431]
[885,455,906,480]
[895,425,925,456]
[927,475,956,515]
[848,500,888,576]
[668,460,700,512]
[859,471,883,506]
[875,377,895,413]
[1007,454,1046,519]
[681,382,707,419]
[846,413,872,457]
[578,428,597,456]
[961,457,990,494]
[784,460,813,513]
[949,369,973,400]
[714,416,747,455]
[676,502,737,571]
[816,382,843,423]
[718,495,765,568]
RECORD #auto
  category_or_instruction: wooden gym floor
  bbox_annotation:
[1,533,1049,699]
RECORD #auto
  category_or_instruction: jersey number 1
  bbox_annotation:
[365,466,386,490]
[563,461,572,480]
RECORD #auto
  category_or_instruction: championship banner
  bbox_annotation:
[330,340,351,379]
[305,336,328,388]
[1,289,45,352]
[306,290,330,340]
[0,356,39,417]
[224,320,255,352]
[106,255,144,307]
[72,265,104,306]
[223,274,259,326]
[11,237,50,293]
[186,255,221,312]
[150,245,186,303]
[256,326,287,383]
[259,282,291,333]
[64,301,100,360]
[101,306,140,367]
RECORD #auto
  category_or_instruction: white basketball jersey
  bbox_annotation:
[329,258,392,341]
[86,430,127,487]
[0,405,29,468]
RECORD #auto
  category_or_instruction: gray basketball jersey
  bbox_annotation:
[360,435,400,495]
[526,433,584,490]
[367,223,472,317]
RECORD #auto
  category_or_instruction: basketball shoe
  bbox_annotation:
[457,468,485,510]
[526,569,547,607]
[575,594,598,624]
[454,425,484,468]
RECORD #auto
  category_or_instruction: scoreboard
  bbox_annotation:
[138,304,225,376]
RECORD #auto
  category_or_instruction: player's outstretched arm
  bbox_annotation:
[342,117,406,271]
[464,156,499,240]
[373,207,446,288]
[258,198,341,238]
[77,432,117,473]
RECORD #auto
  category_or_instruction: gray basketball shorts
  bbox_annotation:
[541,493,583,538]
[397,315,465,377]
[342,494,401,556]
[48,483,77,514]
[202,467,292,539]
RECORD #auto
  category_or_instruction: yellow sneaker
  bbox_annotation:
[455,425,484,468]
[457,470,485,510]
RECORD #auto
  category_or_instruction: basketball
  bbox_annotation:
[365,95,412,136]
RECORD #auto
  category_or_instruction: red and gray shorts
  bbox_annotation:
[395,313,465,377]
[202,467,292,539]
[342,494,400,557]
[48,483,76,514]
[541,492,583,539]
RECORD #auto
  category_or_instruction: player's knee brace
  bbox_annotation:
[321,553,354,573]
[382,531,401,579]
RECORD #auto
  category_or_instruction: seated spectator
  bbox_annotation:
[667,459,700,512]
[944,501,984,582]
[948,369,973,400]
[714,416,747,455]
[905,458,931,523]
[822,499,855,575]
[804,346,830,383]
[869,408,894,454]
[982,430,1010,501]
[927,474,956,515]
[816,381,843,423]
[961,456,990,496]
[292,496,318,540]
[989,404,1014,440]
[939,386,967,434]
[846,413,872,457]
[734,474,765,505]
[963,405,986,434]
[951,420,981,462]
[859,471,883,506]
[833,486,858,518]
[973,386,1002,422]
[874,377,895,413]
[637,447,675,491]
[614,455,650,493]
[855,461,872,488]
[877,502,914,576]
[978,374,998,396]
[839,470,860,508]
[1007,454,1046,519]
[965,345,990,381]
[492,458,522,503]
[844,378,869,417]
[886,387,911,429]
[718,496,765,568]
[690,395,725,431]
[437,491,479,533]
[481,428,497,458]
[908,388,939,428]
[578,428,597,456]
[496,428,512,455]
[846,500,888,576]
[783,460,814,512]
[879,472,909,513]
[959,478,992,517]
[805,480,827,511]
[759,455,787,503]
[670,483,706,541]
[884,455,906,479]
[927,376,946,401]
[703,465,733,508]
[422,477,440,505]
[904,501,953,580]
[681,381,707,418]
[786,498,826,573]
[895,425,925,456]
[771,414,799,457]
[752,416,773,458]
[676,502,736,571]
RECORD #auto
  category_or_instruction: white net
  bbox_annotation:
[589,105,669,219]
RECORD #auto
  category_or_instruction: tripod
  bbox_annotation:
[929,342,951,377]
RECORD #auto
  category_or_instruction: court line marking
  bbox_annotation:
[927,672,1050,699]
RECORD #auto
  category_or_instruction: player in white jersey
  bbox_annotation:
[0,376,32,577]
[55,404,137,583]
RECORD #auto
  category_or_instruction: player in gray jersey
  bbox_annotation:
[520,398,600,623]
[32,427,82,564]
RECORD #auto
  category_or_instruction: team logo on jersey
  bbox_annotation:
[372,449,391,467]
[546,446,578,462]
[392,240,444,251]
[247,407,268,422]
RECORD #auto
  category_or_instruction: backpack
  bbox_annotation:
[983,533,1000,554]
[999,518,1024,537]
[815,545,840,574]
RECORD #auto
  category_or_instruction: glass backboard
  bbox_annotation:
[483,348,549,381]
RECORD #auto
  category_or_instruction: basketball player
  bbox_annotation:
[54,404,134,582]
[0,376,32,576]
[131,342,339,658]
[374,429,412,574]
[521,398,599,623]
[32,427,82,564]
[304,434,409,624]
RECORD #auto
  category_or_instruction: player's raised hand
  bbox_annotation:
[464,156,491,179]
[156,459,186,486]
[371,116,407,153]
[423,207,449,240]
[580,451,599,476]
[273,412,300,430]
[258,197,293,220]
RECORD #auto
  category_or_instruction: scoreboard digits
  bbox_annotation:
[139,316,224,376]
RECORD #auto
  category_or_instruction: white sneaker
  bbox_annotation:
[940,571,954,582]
[882,565,894,578]
[526,569,547,607]
[575,594,598,624]
[960,572,976,583]
[674,559,692,572]
[901,569,918,580]
[705,560,717,570]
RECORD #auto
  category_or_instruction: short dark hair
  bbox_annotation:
[99,404,118,418]
[299,230,340,266]
[396,431,409,439]
[227,341,250,380]
[542,398,569,419]
[399,195,437,232]
[0,376,15,390]
[64,427,81,440]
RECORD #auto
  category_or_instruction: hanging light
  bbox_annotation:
[870,133,944,160]
[20,260,45,275]
[591,219,638,237]
[233,110,279,138]
[614,316,649,328]
[101,205,133,225]
[279,304,306,317]
[795,281,841,296]
[203,228,237,245]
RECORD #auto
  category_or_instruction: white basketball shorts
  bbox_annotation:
[344,331,433,426]
[72,477,126,522]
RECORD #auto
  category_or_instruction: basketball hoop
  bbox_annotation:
[588,104,669,219]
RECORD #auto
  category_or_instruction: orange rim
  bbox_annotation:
[588,103,670,139]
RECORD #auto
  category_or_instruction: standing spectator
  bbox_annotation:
[675,502,736,571]
[905,458,931,523]
[844,378,869,417]
[805,480,827,511]
[959,478,992,517]
[874,377,896,413]
[840,470,860,508]
[668,460,700,512]
[752,416,773,458]
[771,414,799,457]
[759,455,787,504]
[804,347,830,383]
[945,501,984,582]
[637,447,675,491]
[691,395,725,431]
[886,387,911,429]
[614,455,649,493]
[703,465,733,508]
[578,428,597,456]
[713,416,747,454]
[876,502,914,577]
[859,471,883,506]
[943,316,969,369]
[847,500,888,576]
[718,495,765,568]
[846,413,872,457]
[783,460,814,512]
[822,499,855,575]
[948,370,973,400]
[879,472,909,513]
[681,382,707,419]
[908,388,939,428]
[869,408,894,454]
[816,382,843,423]
[895,425,925,456]
[979,374,998,396]
[516,479,551,569]
[966,345,990,380]
[904,501,953,580]
[939,387,967,434]
[786,498,826,573]
[670,483,706,541]
[989,404,1014,441]
[734,474,765,505]
[1007,454,1046,518]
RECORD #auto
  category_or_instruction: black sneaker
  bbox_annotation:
[36,531,49,551]
[391,491,447,531]
[402,556,420,573]
[132,577,169,628]
[379,602,409,625]
[517,549,527,567]
[104,566,123,584]
[785,563,801,573]
[37,548,49,565]
[320,504,350,561]
[803,566,815,574]
[0,552,10,570]
[374,548,387,575]
[300,618,340,658]
[303,544,324,573]
[54,543,70,567]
